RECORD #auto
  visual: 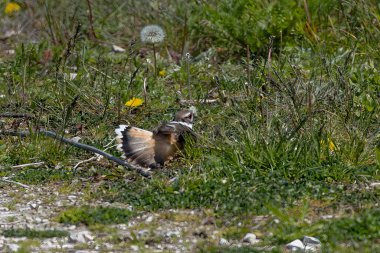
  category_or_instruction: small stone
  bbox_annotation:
[305,245,321,252]
[303,236,321,252]
[119,231,133,241]
[62,244,75,250]
[112,45,126,53]
[103,242,113,249]
[321,215,334,219]
[219,238,230,246]
[137,229,150,239]
[128,221,136,227]
[41,239,55,249]
[145,215,154,223]
[8,244,20,252]
[242,233,258,245]
[130,245,139,251]
[5,49,15,55]
[69,230,94,243]
[165,230,181,238]
[55,201,63,207]
[286,239,305,251]
[26,223,35,230]
[303,236,321,246]
[29,202,40,210]
[67,195,77,202]
[117,224,128,230]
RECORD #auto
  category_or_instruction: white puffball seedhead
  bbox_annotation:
[140,25,165,44]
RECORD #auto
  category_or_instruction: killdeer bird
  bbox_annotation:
[115,110,195,169]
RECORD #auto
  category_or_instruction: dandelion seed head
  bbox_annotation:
[140,25,165,44]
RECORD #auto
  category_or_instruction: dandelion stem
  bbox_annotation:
[186,58,191,100]
[153,43,157,78]
[143,77,148,107]
[246,44,251,95]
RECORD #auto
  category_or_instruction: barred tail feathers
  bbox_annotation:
[115,125,156,168]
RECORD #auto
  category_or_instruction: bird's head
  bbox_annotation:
[174,110,194,125]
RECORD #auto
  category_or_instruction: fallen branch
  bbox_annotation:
[0,130,152,178]
[0,177,30,188]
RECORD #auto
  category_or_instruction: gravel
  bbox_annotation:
[0,184,225,252]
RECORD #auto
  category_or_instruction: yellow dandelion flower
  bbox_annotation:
[158,70,166,77]
[5,2,21,15]
[320,137,336,152]
[327,137,336,152]
[125,97,144,107]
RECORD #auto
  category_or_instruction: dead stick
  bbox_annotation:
[12,162,45,169]
[0,177,30,188]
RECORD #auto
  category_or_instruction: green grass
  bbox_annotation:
[2,228,69,238]
[0,0,379,251]
[57,206,133,225]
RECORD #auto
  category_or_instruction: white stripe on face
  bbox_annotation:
[170,121,193,129]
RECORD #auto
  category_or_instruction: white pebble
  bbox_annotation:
[130,245,139,251]
[242,233,258,245]
[219,238,230,246]
[286,239,305,251]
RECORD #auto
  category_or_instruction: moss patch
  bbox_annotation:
[58,206,133,225]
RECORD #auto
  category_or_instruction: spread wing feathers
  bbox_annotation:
[115,125,156,168]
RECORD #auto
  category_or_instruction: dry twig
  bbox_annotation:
[11,162,45,169]
[0,177,30,188]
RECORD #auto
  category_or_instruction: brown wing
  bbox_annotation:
[115,125,157,168]
[153,123,196,165]
[115,123,196,168]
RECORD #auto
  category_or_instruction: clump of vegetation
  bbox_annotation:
[2,228,69,238]
[57,206,133,225]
